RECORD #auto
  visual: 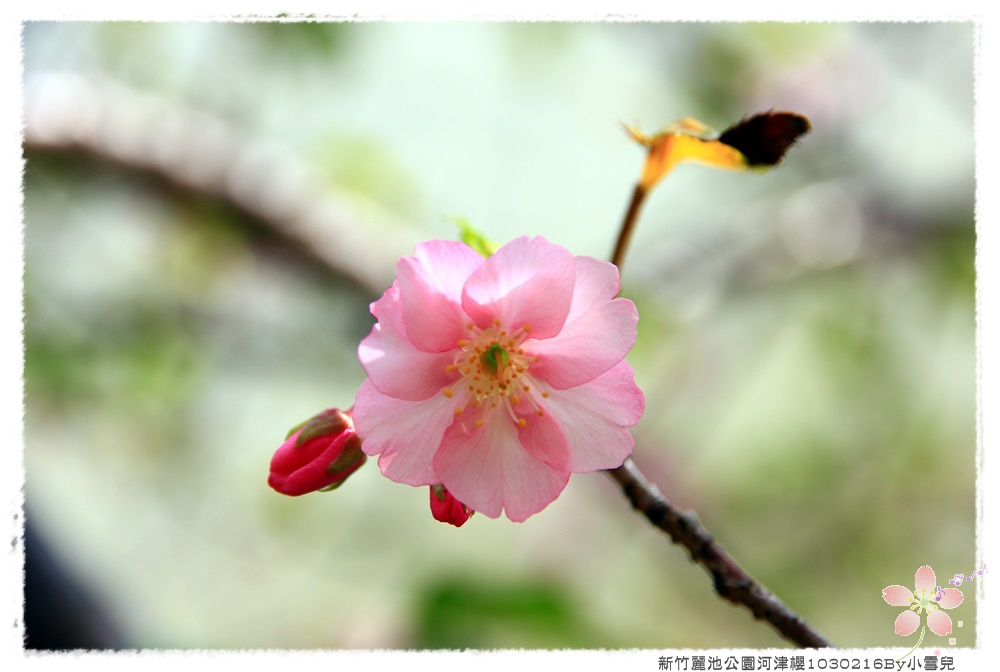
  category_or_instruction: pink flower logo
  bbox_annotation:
[883,565,964,639]
[352,236,644,522]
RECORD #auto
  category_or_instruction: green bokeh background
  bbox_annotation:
[22,21,977,649]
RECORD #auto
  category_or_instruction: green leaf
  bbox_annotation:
[455,217,498,258]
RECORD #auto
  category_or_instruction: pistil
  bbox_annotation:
[443,321,543,429]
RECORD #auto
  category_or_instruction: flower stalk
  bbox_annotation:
[605,458,833,647]
[605,111,830,648]
[610,184,648,271]
[611,112,810,269]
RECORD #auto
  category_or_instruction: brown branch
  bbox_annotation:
[606,173,833,648]
[605,458,833,647]
[609,184,647,270]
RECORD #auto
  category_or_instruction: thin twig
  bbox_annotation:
[606,174,833,648]
[605,458,833,647]
[609,184,647,270]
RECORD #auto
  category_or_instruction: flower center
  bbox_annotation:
[442,320,549,428]
[481,343,509,377]
[909,588,940,615]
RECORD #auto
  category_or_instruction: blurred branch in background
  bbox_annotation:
[23,72,420,297]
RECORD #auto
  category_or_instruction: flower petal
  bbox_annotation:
[461,236,575,340]
[533,360,644,472]
[413,240,487,301]
[527,257,639,389]
[895,610,920,636]
[882,585,915,607]
[358,285,457,401]
[927,609,953,637]
[352,379,458,485]
[915,565,937,592]
[937,587,964,609]
[434,407,570,522]
[515,403,570,472]
[398,241,484,353]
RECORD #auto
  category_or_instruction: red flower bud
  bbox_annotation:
[268,408,366,496]
[429,485,474,527]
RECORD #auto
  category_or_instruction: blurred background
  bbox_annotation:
[20,21,976,649]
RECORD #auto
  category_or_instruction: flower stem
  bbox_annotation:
[896,626,926,661]
[610,184,649,272]
[606,172,833,648]
[604,457,833,647]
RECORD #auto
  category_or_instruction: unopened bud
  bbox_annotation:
[429,484,474,527]
[268,408,366,496]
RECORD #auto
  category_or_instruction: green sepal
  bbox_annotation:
[455,217,498,258]
[295,410,350,447]
[431,484,448,501]
[284,418,311,440]
[326,436,365,474]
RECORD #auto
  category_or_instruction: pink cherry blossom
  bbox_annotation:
[353,236,644,522]
[882,565,964,637]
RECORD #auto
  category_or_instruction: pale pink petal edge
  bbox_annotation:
[927,609,953,637]
[882,585,914,607]
[461,236,575,340]
[895,610,920,636]
[937,587,964,609]
[915,565,937,592]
